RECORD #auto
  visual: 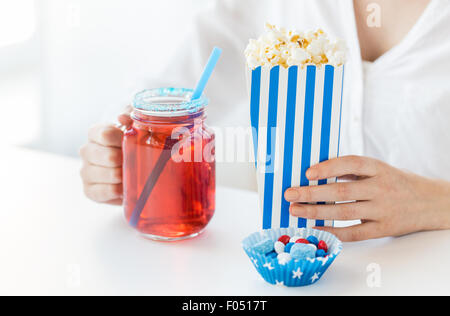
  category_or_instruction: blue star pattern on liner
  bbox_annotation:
[316,256,329,266]
[292,268,303,279]
[250,257,258,267]
[263,262,275,270]
[311,272,321,283]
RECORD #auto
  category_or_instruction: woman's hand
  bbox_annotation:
[285,156,450,242]
[80,109,132,205]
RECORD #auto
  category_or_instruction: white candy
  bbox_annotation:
[289,236,301,243]
[274,241,285,254]
[277,252,292,265]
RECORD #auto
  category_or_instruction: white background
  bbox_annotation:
[0,0,211,156]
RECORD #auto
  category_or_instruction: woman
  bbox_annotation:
[79,0,450,241]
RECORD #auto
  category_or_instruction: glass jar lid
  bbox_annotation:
[133,88,208,117]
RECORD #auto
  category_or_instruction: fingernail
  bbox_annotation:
[306,169,317,180]
[284,189,299,201]
[289,204,298,215]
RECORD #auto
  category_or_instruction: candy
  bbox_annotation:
[290,243,317,260]
[266,251,278,259]
[274,241,285,254]
[307,243,317,252]
[284,242,295,253]
[277,235,291,245]
[306,236,319,246]
[295,239,309,244]
[277,252,292,265]
[316,249,327,258]
[289,236,301,243]
[252,238,274,254]
[318,240,328,253]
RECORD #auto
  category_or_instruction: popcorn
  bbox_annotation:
[245,23,347,69]
[287,48,311,66]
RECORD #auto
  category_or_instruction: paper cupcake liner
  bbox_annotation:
[242,227,342,287]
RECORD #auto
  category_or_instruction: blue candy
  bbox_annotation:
[306,235,319,246]
[252,238,274,254]
[284,242,295,253]
[290,243,317,260]
[316,249,328,257]
[266,251,278,259]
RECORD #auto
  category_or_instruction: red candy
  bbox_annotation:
[278,235,291,245]
[295,239,310,244]
[318,240,328,252]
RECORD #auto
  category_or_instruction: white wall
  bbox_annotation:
[0,0,41,145]
[0,0,212,155]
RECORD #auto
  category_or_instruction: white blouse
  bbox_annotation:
[360,0,450,179]
[141,0,450,189]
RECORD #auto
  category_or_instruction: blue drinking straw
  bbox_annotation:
[191,47,222,100]
[129,47,222,228]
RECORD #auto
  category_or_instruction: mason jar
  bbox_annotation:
[123,88,215,241]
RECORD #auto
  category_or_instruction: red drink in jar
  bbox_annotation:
[123,88,215,241]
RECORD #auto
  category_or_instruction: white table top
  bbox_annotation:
[1,146,449,296]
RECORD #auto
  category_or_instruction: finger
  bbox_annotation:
[118,113,132,127]
[105,198,123,206]
[123,105,132,114]
[285,181,374,203]
[84,183,123,203]
[79,143,122,168]
[313,222,379,242]
[88,124,123,148]
[290,202,374,221]
[80,164,122,184]
[306,155,381,180]
[118,114,132,127]
[118,106,133,126]
[337,175,365,182]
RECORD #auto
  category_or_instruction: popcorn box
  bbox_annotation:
[247,64,344,229]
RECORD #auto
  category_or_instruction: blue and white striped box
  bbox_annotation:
[248,64,345,229]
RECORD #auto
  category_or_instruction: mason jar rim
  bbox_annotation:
[133,88,209,117]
